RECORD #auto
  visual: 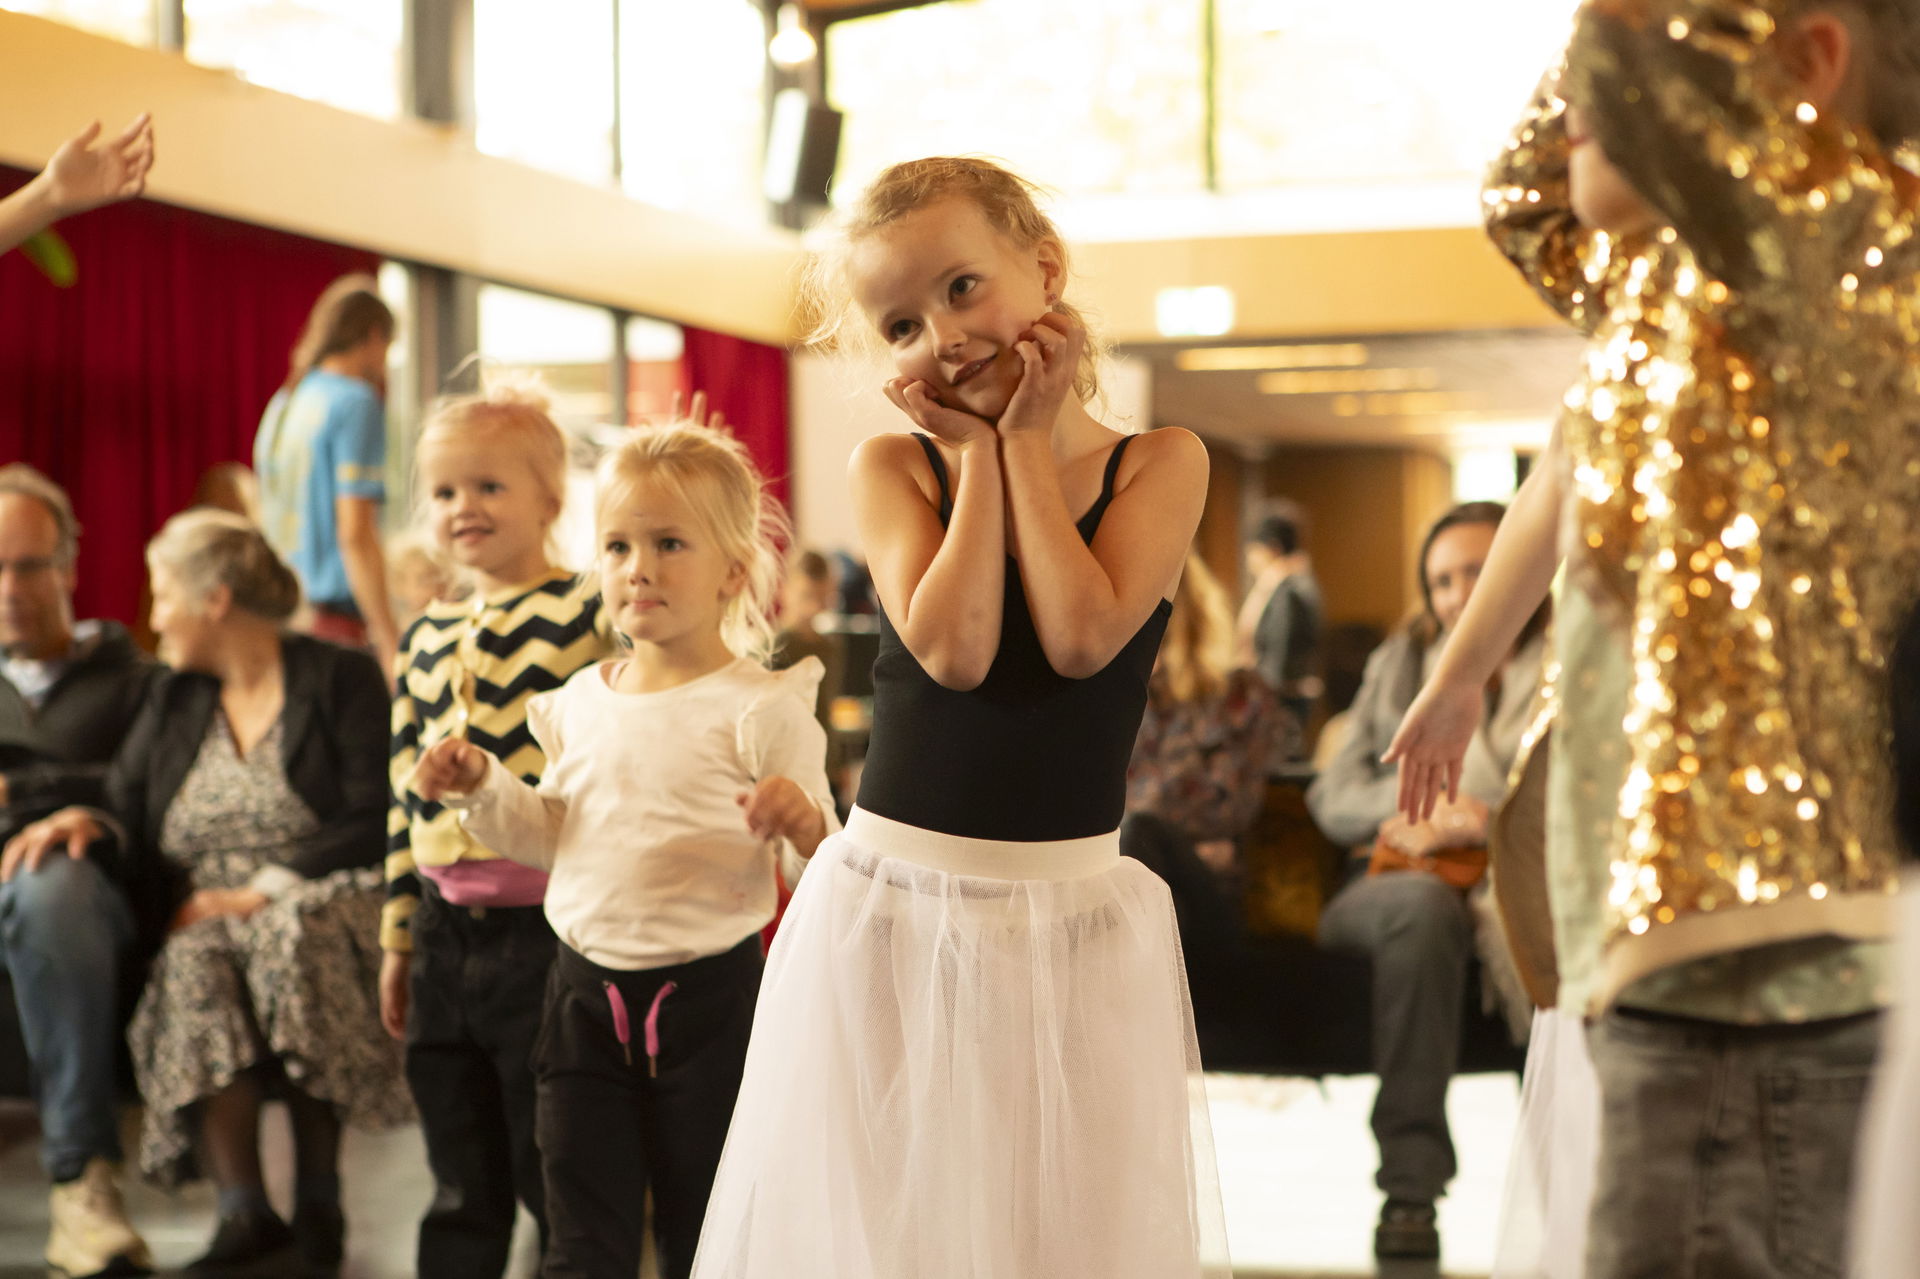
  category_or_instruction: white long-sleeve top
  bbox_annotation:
[447,655,838,971]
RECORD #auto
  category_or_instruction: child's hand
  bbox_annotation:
[42,114,155,217]
[414,736,488,800]
[997,311,1084,437]
[1382,677,1486,825]
[883,377,995,448]
[737,778,828,859]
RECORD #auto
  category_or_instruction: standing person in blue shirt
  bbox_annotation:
[255,275,400,675]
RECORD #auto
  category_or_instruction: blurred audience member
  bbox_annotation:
[1237,501,1323,739]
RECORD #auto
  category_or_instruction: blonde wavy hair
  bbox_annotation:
[800,156,1109,407]
[596,422,790,665]
[1154,552,1236,706]
[414,377,570,562]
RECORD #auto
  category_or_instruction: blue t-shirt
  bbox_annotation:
[254,369,386,610]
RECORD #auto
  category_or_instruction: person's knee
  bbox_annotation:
[0,854,125,951]
[1345,875,1473,958]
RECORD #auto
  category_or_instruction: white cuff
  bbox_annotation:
[246,864,304,898]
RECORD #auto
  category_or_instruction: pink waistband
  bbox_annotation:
[421,859,550,909]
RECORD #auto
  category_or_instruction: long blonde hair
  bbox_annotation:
[801,156,1108,406]
[283,274,392,394]
[1154,552,1235,705]
[596,422,789,665]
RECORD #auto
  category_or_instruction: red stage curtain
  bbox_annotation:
[677,325,793,513]
[0,165,379,628]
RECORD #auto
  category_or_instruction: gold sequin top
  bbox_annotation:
[1486,0,1920,989]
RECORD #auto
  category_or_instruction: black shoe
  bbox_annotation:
[291,1200,344,1271]
[184,1208,297,1277]
[1375,1198,1440,1259]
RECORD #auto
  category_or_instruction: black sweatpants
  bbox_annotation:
[405,893,557,1279]
[537,937,762,1279]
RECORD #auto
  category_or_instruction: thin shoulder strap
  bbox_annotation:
[1078,434,1136,538]
[913,433,954,525]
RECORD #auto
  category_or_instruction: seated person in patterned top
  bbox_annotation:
[8,510,406,1276]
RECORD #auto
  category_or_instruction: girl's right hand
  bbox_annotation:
[414,737,488,800]
[379,951,410,1041]
[1383,677,1486,824]
[882,377,995,448]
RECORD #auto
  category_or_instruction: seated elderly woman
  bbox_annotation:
[7,510,409,1276]
[1306,500,1547,1262]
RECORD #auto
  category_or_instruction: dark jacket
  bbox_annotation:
[1253,572,1323,699]
[105,633,389,949]
[0,621,159,841]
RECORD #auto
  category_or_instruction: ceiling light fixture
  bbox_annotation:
[1259,368,1440,396]
[1174,343,1369,372]
[769,4,818,68]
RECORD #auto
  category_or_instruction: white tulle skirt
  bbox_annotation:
[1850,882,1920,1278]
[691,807,1229,1279]
[1491,1007,1600,1279]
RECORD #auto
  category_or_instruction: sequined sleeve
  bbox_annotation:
[1483,61,1611,333]
[1566,0,1920,303]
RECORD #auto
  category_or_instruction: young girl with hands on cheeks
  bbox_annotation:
[690,158,1227,1279]
[411,422,835,1279]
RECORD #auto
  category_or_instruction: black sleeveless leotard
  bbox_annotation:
[855,433,1172,841]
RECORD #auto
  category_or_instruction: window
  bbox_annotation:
[183,0,403,119]
[0,0,153,44]
[827,0,1208,202]
[617,0,767,227]
[474,0,618,184]
[1214,0,1578,190]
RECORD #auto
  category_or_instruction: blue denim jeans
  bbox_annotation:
[0,853,136,1182]
[1585,1006,1880,1279]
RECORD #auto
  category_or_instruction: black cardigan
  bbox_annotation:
[104,633,389,949]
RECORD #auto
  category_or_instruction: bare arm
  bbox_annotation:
[0,115,154,257]
[850,417,1006,691]
[1385,419,1567,819]
[335,496,399,673]
[998,318,1207,678]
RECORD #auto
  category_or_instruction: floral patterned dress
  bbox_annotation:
[128,714,412,1186]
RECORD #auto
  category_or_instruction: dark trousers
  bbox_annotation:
[405,893,556,1279]
[1585,1006,1880,1279]
[538,938,762,1279]
[1317,870,1474,1204]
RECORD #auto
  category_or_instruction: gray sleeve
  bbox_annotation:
[1306,640,1409,849]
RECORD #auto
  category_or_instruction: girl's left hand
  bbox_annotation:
[170,888,269,933]
[997,311,1085,436]
[738,778,828,858]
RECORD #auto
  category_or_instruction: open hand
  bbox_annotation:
[1382,678,1486,824]
[413,736,488,800]
[667,389,727,434]
[996,311,1085,436]
[170,888,268,933]
[737,777,828,859]
[43,114,154,218]
[882,377,996,448]
[0,808,102,883]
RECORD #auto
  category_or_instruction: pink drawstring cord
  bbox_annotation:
[603,982,632,1067]
[644,982,677,1078]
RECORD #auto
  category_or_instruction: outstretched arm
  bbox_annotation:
[1386,420,1568,820]
[0,114,154,257]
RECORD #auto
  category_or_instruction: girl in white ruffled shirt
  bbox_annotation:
[413,421,835,1279]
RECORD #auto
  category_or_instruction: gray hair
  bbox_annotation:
[146,509,302,622]
[0,464,79,567]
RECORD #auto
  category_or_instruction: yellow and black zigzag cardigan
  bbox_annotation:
[383,571,611,951]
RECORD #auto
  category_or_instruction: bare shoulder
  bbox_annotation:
[849,431,945,515]
[1114,426,1207,497]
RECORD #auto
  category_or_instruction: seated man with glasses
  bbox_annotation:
[0,464,159,1278]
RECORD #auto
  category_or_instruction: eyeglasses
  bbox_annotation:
[0,557,62,579]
